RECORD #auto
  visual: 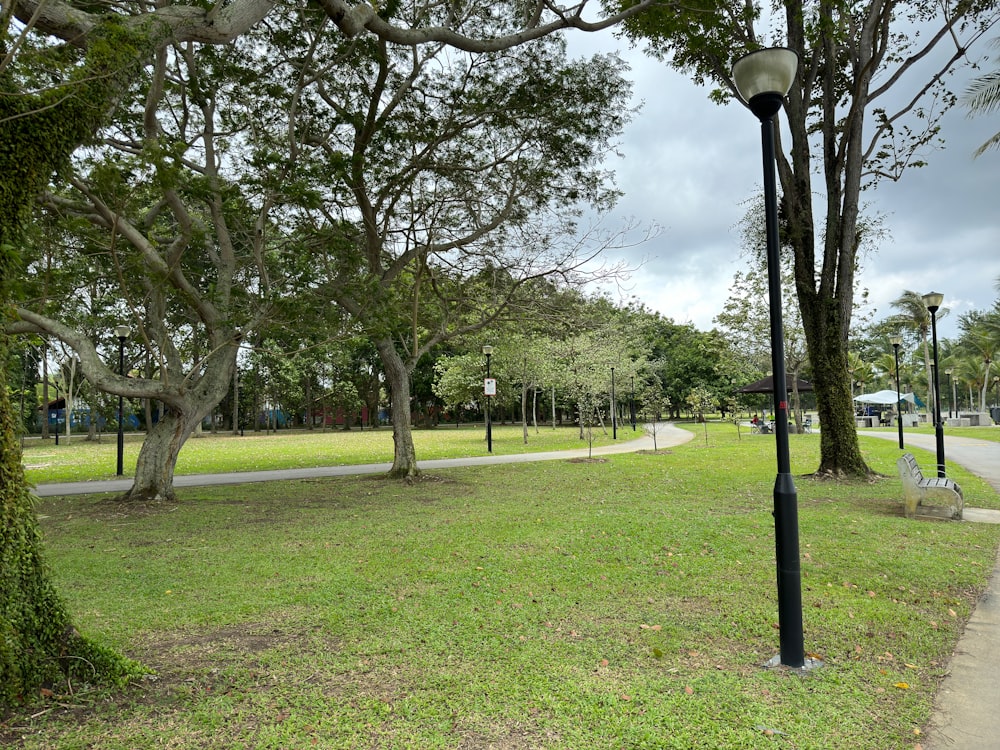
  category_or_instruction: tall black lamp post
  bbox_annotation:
[733,47,806,669]
[483,345,494,453]
[115,324,130,476]
[890,336,904,450]
[923,292,946,477]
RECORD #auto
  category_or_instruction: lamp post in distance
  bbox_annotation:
[890,336,904,450]
[630,375,636,431]
[483,345,494,453]
[922,292,946,477]
[944,368,954,419]
[611,366,617,440]
[115,324,130,476]
[732,46,809,670]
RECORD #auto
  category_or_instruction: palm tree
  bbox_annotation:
[958,311,1000,411]
[889,291,948,415]
[963,39,1000,158]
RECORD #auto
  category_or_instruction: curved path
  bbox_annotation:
[32,423,693,498]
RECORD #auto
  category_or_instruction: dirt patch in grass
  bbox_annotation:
[132,622,318,672]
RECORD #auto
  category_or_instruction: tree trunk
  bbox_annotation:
[127,408,197,500]
[800,298,870,477]
[377,339,419,479]
[124,349,236,501]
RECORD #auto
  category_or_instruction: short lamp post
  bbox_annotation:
[115,324,130,476]
[945,368,954,419]
[630,375,636,431]
[483,345,494,453]
[733,46,806,669]
[890,336,904,449]
[611,366,617,440]
[923,292,946,477]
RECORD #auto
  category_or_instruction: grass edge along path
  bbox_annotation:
[22,425,628,485]
[5,424,1000,749]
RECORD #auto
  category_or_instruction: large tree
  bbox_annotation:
[1,0,656,706]
[619,0,1000,476]
[264,11,645,478]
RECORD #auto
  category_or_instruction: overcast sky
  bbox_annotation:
[567,30,1000,342]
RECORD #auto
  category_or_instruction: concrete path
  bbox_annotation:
[865,431,1000,749]
[31,423,693,498]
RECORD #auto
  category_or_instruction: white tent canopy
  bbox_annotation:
[853,390,917,405]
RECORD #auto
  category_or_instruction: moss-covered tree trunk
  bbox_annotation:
[0,21,151,706]
[798,294,871,477]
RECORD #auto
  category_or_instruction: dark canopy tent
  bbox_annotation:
[736,375,814,394]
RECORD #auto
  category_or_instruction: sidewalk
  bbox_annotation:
[31,423,694,498]
[866,431,1000,749]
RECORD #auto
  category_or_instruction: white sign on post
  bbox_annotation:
[484,378,497,396]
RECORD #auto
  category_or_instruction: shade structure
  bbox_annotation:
[854,390,917,405]
[736,375,813,394]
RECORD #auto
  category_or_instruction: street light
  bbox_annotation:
[483,345,494,453]
[922,292,946,477]
[890,336,904,450]
[115,324,130,476]
[611,366,617,440]
[733,46,806,669]
[944,368,955,419]
[630,375,636,431]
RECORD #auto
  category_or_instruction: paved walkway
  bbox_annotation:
[32,425,1000,747]
[865,431,1000,749]
[32,423,694,498]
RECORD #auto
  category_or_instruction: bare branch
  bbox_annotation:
[314,0,661,50]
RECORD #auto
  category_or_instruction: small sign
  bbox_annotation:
[484,378,497,396]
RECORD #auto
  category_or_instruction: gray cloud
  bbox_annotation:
[572,32,1000,341]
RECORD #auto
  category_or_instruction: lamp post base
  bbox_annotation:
[764,654,824,672]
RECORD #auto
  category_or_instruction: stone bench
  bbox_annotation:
[897,452,963,520]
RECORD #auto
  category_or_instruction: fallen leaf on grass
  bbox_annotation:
[753,725,786,736]
[895,682,910,690]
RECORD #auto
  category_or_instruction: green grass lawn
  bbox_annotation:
[5,425,1000,748]
[21,424,626,484]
